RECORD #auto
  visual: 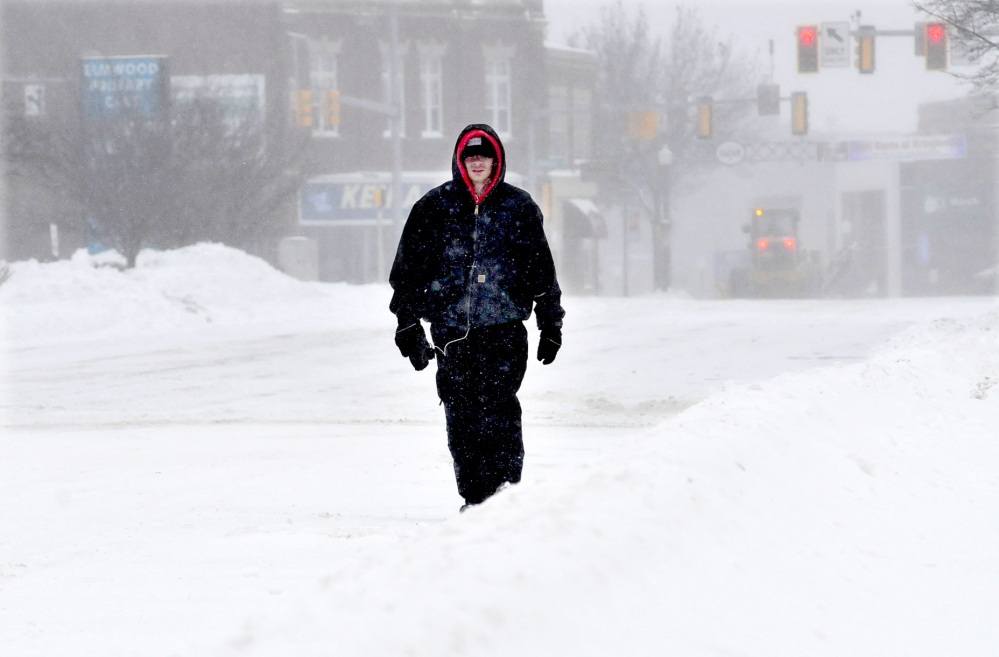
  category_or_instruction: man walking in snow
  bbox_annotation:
[389,124,565,511]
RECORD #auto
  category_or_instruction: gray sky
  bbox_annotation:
[543,0,973,134]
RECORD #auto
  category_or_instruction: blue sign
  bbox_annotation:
[847,135,966,162]
[301,181,435,225]
[81,56,168,121]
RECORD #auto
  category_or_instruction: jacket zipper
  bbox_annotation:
[466,202,484,324]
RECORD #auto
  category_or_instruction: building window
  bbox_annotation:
[308,38,341,136]
[572,88,592,160]
[418,42,446,138]
[483,44,514,137]
[549,85,569,162]
[381,42,409,138]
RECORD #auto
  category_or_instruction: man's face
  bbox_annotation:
[464,155,494,185]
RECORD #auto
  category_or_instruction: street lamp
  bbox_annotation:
[658,144,673,166]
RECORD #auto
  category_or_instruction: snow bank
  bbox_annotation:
[0,244,385,344]
[5,244,997,656]
[221,311,999,657]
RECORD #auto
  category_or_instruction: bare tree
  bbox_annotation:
[913,0,999,93]
[572,2,762,288]
[574,3,760,194]
[5,88,307,268]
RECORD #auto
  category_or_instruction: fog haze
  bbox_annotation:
[3,3,999,654]
[546,0,970,134]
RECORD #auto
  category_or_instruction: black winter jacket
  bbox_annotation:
[389,124,565,331]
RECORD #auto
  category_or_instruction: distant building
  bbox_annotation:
[538,43,600,295]
[286,0,550,282]
[2,0,599,284]
[901,96,998,295]
[1,0,290,263]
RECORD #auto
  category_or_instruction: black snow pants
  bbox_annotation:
[430,321,528,505]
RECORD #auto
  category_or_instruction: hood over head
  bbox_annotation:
[452,124,506,204]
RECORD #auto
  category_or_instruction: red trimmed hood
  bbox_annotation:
[452,124,506,204]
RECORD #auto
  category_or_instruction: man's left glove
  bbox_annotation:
[537,327,562,365]
[395,321,435,371]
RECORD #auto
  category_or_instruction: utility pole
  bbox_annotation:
[656,143,673,291]
[389,3,403,234]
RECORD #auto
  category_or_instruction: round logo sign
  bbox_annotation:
[716,140,746,165]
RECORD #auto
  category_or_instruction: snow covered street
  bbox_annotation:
[2,245,998,656]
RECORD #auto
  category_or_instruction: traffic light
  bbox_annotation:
[797,25,819,73]
[294,89,313,128]
[926,23,948,70]
[757,83,780,116]
[325,89,341,128]
[856,26,876,74]
[696,97,712,139]
[627,110,658,139]
[791,92,808,136]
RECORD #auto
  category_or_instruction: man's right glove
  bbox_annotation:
[537,327,562,365]
[395,321,435,371]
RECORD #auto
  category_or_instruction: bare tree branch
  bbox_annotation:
[5,88,308,268]
[913,0,999,94]
[574,2,762,204]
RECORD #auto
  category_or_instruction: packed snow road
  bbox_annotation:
[2,245,997,657]
[7,276,987,431]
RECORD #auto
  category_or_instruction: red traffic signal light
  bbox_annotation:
[797,25,819,73]
[926,22,948,70]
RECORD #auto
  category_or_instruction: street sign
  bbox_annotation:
[535,157,567,170]
[171,74,265,128]
[299,173,445,226]
[821,22,851,67]
[81,55,169,121]
[847,135,966,162]
[716,140,746,165]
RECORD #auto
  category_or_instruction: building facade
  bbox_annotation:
[285,0,549,281]
[2,0,290,263]
[901,97,998,296]
[3,0,597,284]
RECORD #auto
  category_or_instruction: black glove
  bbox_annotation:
[537,327,561,365]
[395,321,435,371]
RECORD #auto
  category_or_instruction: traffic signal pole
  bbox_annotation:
[796,21,977,73]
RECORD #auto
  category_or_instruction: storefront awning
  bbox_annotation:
[564,198,606,239]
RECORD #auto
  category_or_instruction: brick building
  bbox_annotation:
[3,0,597,284]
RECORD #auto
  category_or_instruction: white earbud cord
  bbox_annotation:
[436,202,481,358]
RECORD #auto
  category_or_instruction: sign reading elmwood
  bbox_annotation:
[81,56,169,121]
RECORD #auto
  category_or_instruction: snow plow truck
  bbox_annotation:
[728,207,822,298]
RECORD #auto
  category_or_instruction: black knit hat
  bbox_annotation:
[460,135,497,160]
